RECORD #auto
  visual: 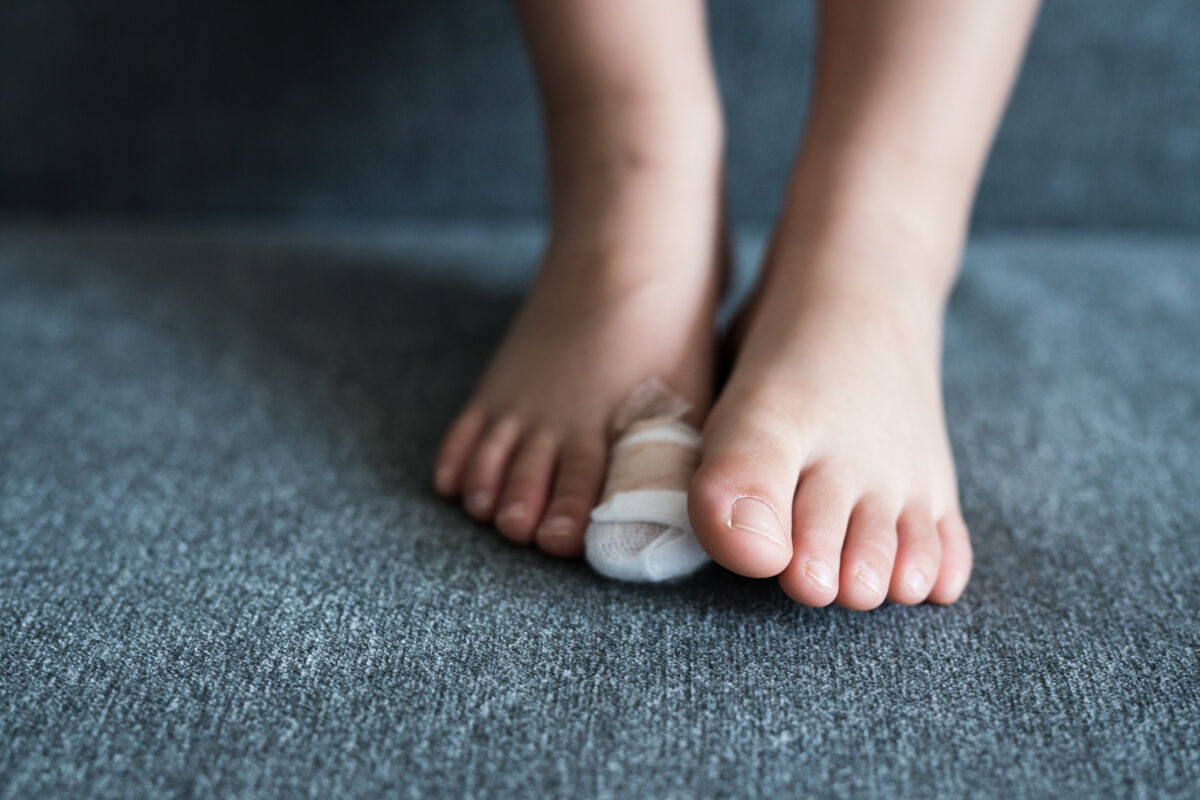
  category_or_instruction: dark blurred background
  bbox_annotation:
[2,0,1197,231]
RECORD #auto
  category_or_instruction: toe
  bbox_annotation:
[887,506,942,605]
[688,398,802,578]
[929,510,973,604]
[778,465,855,606]
[536,435,606,558]
[494,431,559,544]
[433,406,488,497]
[460,417,522,521]
[837,499,898,611]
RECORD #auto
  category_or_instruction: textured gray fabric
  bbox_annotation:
[1,1,1198,230]
[1,223,1197,798]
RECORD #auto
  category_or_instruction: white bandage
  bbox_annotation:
[585,380,711,583]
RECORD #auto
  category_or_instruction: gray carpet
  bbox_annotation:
[1,223,1198,799]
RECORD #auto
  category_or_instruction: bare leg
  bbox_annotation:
[690,0,1039,607]
[434,0,724,557]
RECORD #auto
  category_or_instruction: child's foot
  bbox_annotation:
[434,111,723,558]
[689,206,972,609]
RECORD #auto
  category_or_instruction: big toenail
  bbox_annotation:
[805,558,836,590]
[853,565,884,596]
[467,491,492,515]
[904,568,928,597]
[727,497,787,548]
[540,516,576,538]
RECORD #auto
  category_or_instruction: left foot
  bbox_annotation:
[689,206,972,609]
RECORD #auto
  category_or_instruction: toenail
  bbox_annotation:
[950,569,968,593]
[853,565,884,596]
[904,568,928,597]
[727,497,787,548]
[805,558,836,590]
[497,502,526,524]
[540,515,576,539]
[466,491,492,515]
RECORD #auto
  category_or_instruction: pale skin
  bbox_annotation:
[435,0,1040,609]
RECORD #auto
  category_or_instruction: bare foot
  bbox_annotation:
[434,111,723,558]
[689,205,972,609]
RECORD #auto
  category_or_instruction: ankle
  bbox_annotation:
[544,91,724,194]
[775,170,967,303]
[540,105,725,285]
[761,204,959,331]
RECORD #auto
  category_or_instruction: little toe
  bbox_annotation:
[535,435,606,558]
[837,499,899,611]
[928,510,973,605]
[494,431,559,543]
[887,506,942,605]
[778,465,855,606]
[688,401,802,578]
[460,417,522,522]
[434,406,488,497]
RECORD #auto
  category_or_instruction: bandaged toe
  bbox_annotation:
[586,379,710,583]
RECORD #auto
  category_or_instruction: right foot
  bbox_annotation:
[433,107,724,558]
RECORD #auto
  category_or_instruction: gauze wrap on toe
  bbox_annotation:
[585,379,710,583]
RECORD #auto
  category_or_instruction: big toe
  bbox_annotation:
[688,399,803,578]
